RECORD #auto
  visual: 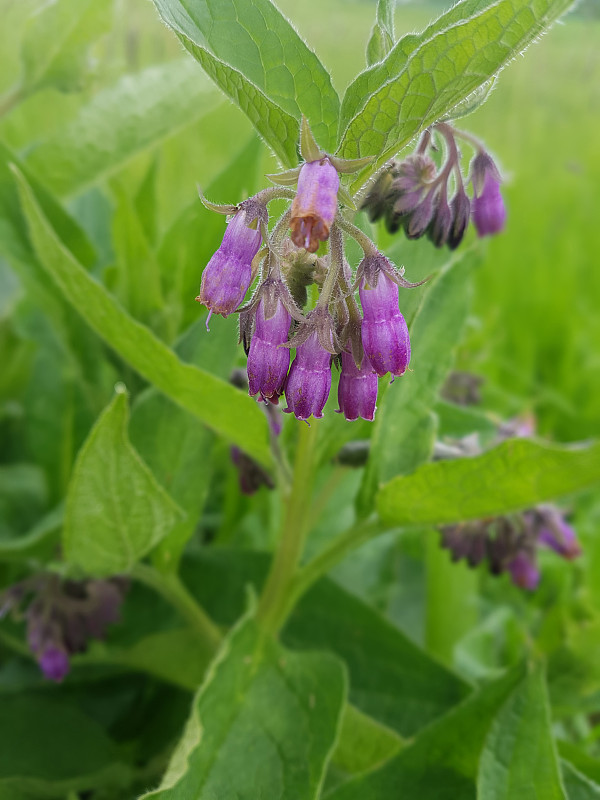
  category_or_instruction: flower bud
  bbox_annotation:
[284,331,332,420]
[247,293,291,402]
[39,645,70,682]
[427,195,453,248]
[197,207,262,321]
[337,350,378,421]
[359,269,410,378]
[405,192,435,240]
[507,551,540,591]
[471,152,506,237]
[534,507,581,560]
[448,188,471,250]
[290,158,339,253]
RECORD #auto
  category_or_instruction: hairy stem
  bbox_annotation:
[256,421,319,634]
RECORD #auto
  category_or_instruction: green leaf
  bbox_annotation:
[141,614,347,799]
[0,505,62,562]
[338,0,577,189]
[562,761,600,800]
[477,664,565,800]
[13,166,273,467]
[358,249,477,517]
[366,0,395,66]
[25,59,222,196]
[64,389,184,575]
[330,703,404,777]
[326,663,526,800]
[377,438,600,527]
[339,0,493,136]
[0,693,131,798]
[20,0,113,94]
[181,549,471,736]
[150,0,340,153]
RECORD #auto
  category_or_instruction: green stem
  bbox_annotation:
[286,518,387,612]
[256,421,319,634]
[131,562,222,651]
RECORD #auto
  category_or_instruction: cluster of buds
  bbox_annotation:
[440,505,581,590]
[0,572,127,681]
[361,122,506,247]
[196,118,426,422]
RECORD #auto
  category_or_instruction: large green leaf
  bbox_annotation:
[0,693,131,798]
[182,549,471,737]
[25,59,222,196]
[150,0,339,154]
[13,166,273,467]
[326,664,526,800]
[338,0,576,189]
[340,0,493,135]
[64,389,184,575]
[357,249,476,517]
[141,614,346,800]
[377,438,600,527]
[20,0,113,94]
[477,664,565,800]
[562,761,600,800]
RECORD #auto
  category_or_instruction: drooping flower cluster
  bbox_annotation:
[0,572,127,681]
[362,122,506,247]
[195,118,499,422]
[440,505,581,590]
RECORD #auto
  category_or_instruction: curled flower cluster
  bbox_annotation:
[362,122,506,247]
[440,505,581,590]
[0,573,127,681]
[196,120,428,422]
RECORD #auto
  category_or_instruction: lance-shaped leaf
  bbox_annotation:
[64,389,184,575]
[150,0,340,154]
[20,0,113,95]
[25,59,222,196]
[366,0,395,66]
[13,167,273,468]
[338,0,577,190]
[141,615,346,800]
[377,439,600,528]
[477,664,565,800]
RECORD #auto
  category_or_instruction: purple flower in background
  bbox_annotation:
[247,291,291,402]
[534,506,582,559]
[290,158,339,253]
[38,646,70,683]
[197,207,263,325]
[284,331,333,421]
[337,350,378,421]
[0,573,128,682]
[359,268,411,378]
[471,152,506,237]
[507,551,541,591]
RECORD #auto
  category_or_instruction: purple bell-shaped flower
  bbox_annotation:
[247,292,292,402]
[197,207,262,323]
[337,350,378,421]
[359,269,411,378]
[471,152,506,237]
[290,158,339,254]
[284,331,333,421]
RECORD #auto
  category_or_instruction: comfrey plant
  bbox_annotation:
[1,0,593,797]
[195,118,482,422]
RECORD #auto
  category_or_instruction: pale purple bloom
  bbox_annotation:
[507,551,540,591]
[39,646,70,683]
[284,331,332,420]
[359,270,411,378]
[290,158,339,253]
[197,208,262,323]
[536,507,581,559]
[472,152,506,237]
[247,295,291,402]
[337,351,378,421]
